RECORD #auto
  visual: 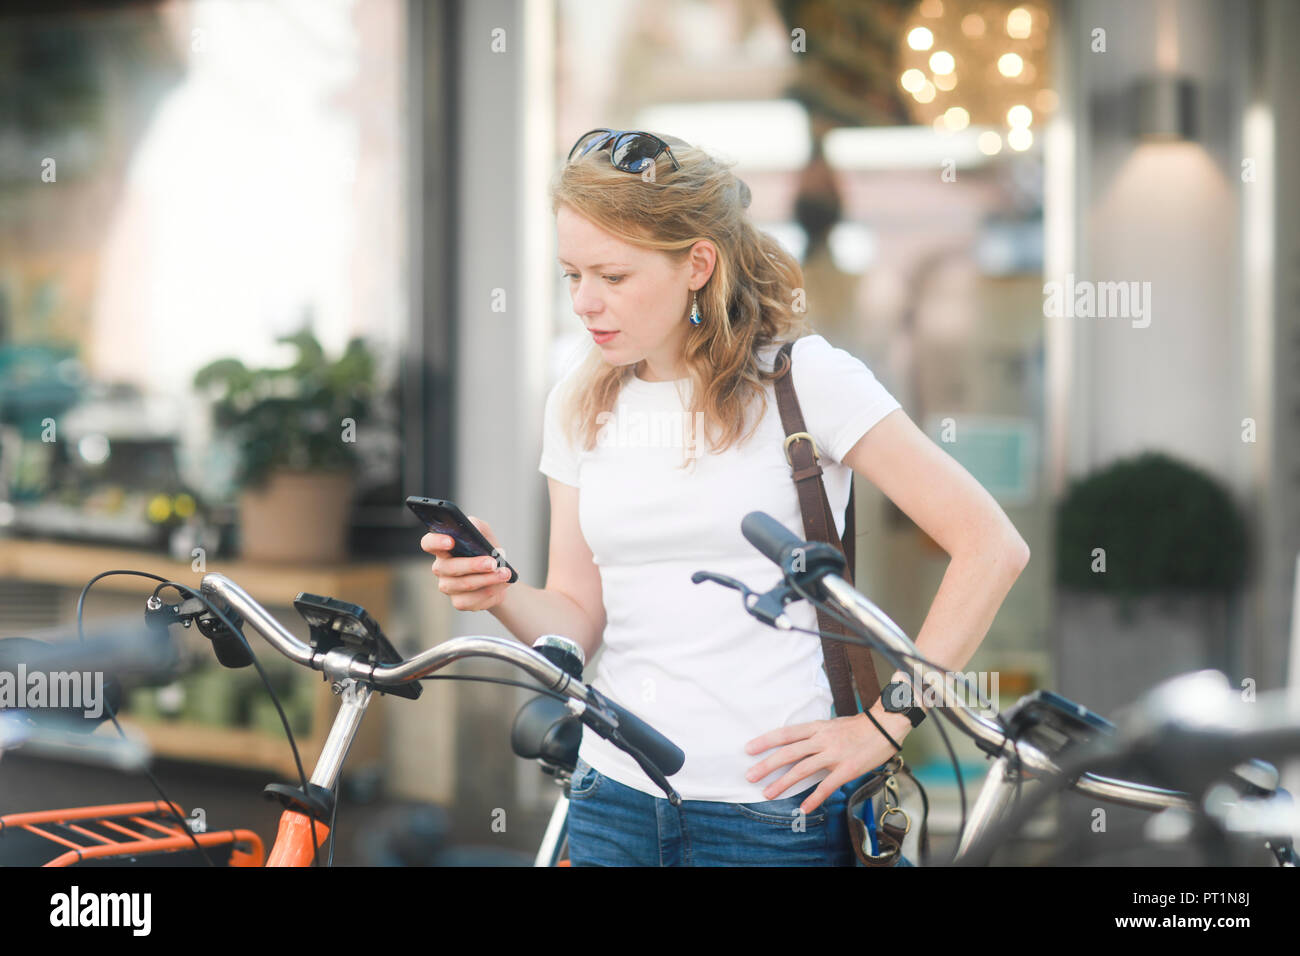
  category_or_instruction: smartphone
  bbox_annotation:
[406,496,518,584]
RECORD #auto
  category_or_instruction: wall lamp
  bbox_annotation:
[1132,74,1198,142]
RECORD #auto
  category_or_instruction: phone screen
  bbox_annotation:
[421,514,482,557]
[406,498,516,583]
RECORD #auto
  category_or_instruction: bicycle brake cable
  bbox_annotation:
[74,570,216,866]
[419,673,571,701]
[326,775,341,867]
[150,579,322,867]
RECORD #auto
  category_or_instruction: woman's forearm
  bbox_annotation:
[489,582,603,661]
[881,534,1030,718]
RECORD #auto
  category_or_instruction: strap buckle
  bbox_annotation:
[783,431,820,467]
[879,758,911,836]
[880,805,912,837]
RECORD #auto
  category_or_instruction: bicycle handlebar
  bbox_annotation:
[739,512,1193,813]
[196,573,686,784]
[734,511,1300,863]
[818,573,1195,811]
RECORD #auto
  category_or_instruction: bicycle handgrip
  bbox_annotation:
[741,511,806,567]
[0,625,179,686]
[587,689,685,777]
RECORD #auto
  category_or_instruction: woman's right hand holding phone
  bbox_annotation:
[421,516,514,611]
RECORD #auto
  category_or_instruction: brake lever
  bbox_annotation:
[691,570,798,630]
[144,594,206,630]
[144,593,253,668]
[575,702,682,806]
[690,570,749,593]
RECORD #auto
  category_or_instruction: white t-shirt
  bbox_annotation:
[537,334,901,802]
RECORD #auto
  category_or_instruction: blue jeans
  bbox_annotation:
[566,757,915,867]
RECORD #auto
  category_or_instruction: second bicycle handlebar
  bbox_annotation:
[738,511,1190,813]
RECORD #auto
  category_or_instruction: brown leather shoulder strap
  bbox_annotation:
[773,340,882,716]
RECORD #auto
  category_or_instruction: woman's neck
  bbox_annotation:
[636,354,687,383]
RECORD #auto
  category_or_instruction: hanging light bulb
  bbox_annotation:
[901,68,927,93]
[907,26,934,50]
[1006,7,1033,39]
[1007,127,1033,150]
[1007,104,1033,127]
[977,130,1003,154]
[997,52,1024,77]
[896,0,1054,140]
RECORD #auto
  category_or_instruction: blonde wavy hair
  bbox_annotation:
[551,132,812,458]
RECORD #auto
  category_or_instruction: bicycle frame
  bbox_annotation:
[534,788,571,867]
[265,681,372,866]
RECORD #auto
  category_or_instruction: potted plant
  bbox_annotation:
[193,327,377,564]
[1053,451,1248,717]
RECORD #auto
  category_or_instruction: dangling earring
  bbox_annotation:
[689,292,702,326]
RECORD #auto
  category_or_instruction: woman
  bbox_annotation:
[422,129,1030,866]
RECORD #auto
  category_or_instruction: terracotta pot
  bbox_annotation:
[238,469,355,564]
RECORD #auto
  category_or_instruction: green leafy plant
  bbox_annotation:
[193,327,377,489]
[1055,451,1248,598]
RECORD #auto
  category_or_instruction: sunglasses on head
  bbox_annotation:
[566,128,682,174]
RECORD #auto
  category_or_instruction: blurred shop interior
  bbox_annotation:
[1,0,1299,865]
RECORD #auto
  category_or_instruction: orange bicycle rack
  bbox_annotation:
[0,800,264,867]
